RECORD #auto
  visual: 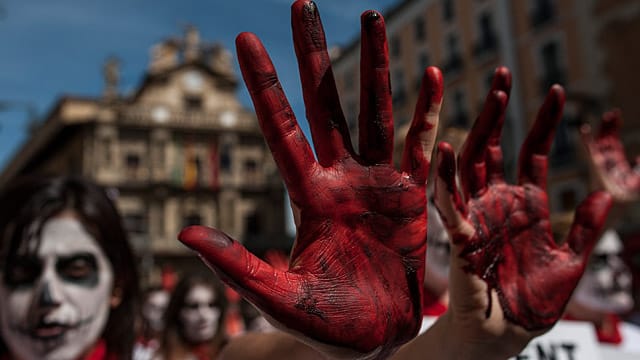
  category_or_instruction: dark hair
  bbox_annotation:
[159,274,227,359]
[0,176,139,359]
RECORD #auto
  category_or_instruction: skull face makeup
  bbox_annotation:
[425,197,451,289]
[142,289,170,333]
[179,284,221,344]
[0,215,114,360]
[573,229,634,314]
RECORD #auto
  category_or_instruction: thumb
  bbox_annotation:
[179,226,301,313]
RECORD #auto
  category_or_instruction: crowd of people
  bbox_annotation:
[0,1,639,359]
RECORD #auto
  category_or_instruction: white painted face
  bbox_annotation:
[142,290,169,333]
[425,199,450,287]
[573,229,634,313]
[179,284,221,344]
[0,216,114,360]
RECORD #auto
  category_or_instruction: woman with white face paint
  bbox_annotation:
[0,176,139,360]
[134,286,170,360]
[155,274,227,360]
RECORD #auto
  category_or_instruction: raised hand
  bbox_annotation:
[581,109,640,203]
[433,79,612,357]
[178,1,443,358]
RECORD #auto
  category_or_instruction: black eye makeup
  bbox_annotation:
[56,252,98,287]
[4,256,43,288]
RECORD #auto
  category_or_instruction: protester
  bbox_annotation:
[134,286,170,360]
[0,176,139,360]
[155,274,227,360]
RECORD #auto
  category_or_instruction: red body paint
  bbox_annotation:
[179,1,445,357]
[436,78,612,331]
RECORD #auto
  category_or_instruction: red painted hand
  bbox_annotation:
[179,1,443,358]
[581,109,640,203]
[435,82,612,335]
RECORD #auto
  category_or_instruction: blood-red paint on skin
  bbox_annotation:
[179,1,445,357]
[437,81,613,331]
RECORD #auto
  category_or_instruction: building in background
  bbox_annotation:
[0,27,289,283]
[332,0,640,311]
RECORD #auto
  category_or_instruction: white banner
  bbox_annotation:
[511,321,600,360]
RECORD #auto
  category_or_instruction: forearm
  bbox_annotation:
[391,312,528,360]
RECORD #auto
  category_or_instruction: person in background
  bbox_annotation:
[134,286,170,360]
[565,229,640,355]
[0,176,139,360]
[155,274,227,360]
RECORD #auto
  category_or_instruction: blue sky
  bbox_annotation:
[0,0,399,169]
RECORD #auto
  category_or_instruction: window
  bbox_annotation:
[123,213,146,234]
[442,33,463,75]
[220,143,232,171]
[125,153,141,178]
[183,95,202,110]
[540,41,566,93]
[391,35,401,58]
[245,211,261,236]
[450,89,468,128]
[415,52,430,90]
[531,0,554,27]
[244,159,257,172]
[126,153,140,169]
[414,17,426,41]
[474,13,497,56]
[183,213,202,228]
[392,70,406,106]
[443,0,455,22]
[550,116,575,167]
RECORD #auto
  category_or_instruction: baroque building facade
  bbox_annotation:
[0,27,288,282]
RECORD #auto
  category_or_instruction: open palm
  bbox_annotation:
[179,1,443,358]
[435,81,611,342]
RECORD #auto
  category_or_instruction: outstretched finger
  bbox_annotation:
[518,85,565,190]
[178,226,302,321]
[434,142,469,234]
[566,191,612,261]
[485,67,512,185]
[459,90,508,200]
[237,32,316,203]
[401,67,443,184]
[291,0,353,166]
[358,10,394,165]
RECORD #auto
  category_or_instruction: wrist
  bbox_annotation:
[437,311,532,360]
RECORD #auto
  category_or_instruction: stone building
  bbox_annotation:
[0,27,289,282]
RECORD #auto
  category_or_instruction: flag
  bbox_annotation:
[183,141,198,190]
